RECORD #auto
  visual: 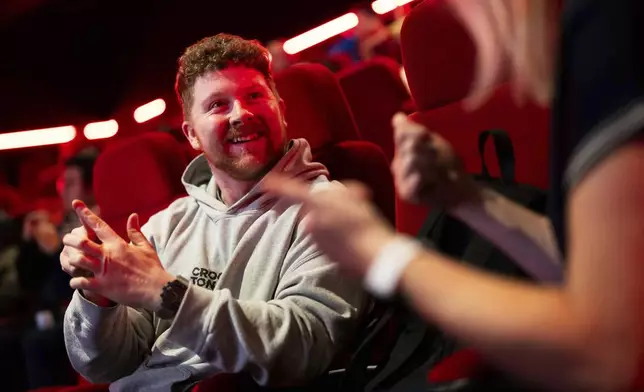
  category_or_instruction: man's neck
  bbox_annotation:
[207,163,261,206]
[213,174,258,206]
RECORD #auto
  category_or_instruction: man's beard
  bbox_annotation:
[208,139,288,181]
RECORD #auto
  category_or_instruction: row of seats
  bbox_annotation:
[395,0,550,236]
[93,61,398,238]
[86,0,552,247]
[1,0,551,239]
[0,38,410,223]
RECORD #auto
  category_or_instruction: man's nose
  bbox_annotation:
[229,100,254,128]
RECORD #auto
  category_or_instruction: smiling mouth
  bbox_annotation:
[228,132,263,144]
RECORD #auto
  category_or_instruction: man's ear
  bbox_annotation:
[182,121,201,151]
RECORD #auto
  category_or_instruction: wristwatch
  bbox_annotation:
[156,275,190,320]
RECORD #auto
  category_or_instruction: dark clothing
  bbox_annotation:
[16,240,71,313]
[22,324,77,389]
[7,211,81,389]
[0,322,28,392]
[549,0,644,255]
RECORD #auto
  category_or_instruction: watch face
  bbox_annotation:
[159,278,188,319]
[168,290,181,303]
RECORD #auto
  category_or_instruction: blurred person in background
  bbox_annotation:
[327,7,402,65]
[18,151,98,315]
[19,150,98,389]
[0,151,97,390]
[0,186,24,319]
[0,202,28,392]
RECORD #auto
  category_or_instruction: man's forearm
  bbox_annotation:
[450,187,563,283]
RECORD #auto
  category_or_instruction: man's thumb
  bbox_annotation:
[126,213,149,246]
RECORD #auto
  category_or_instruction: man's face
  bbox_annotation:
[182,66,288,181]
[57,166,88,210]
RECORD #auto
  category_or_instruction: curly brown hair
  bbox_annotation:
[175,33,278,117]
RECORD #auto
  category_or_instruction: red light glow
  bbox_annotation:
[0,126,77,151]
[283,13,359,55]
[84,119,119,140]
[134,98,166,123]
[371,0,414,14]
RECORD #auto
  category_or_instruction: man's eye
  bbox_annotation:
[210,100,227,110]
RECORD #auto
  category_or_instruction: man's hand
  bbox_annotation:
[60,199,175,311]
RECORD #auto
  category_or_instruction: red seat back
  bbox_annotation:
[93,133,188,238]
[401,0,477,112]
[18,152,57,202]
[275,63,361,144]
[410,85,550,187]
[338,57,412,160]
[0,185,24,217]
[275,63,396,225]
[396,0,550,236]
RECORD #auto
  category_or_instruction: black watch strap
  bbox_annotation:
[156,276,189,320]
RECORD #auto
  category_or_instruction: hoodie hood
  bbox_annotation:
[182,138,328,214]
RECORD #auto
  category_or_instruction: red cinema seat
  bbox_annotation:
[0,185,25,218]
[393,0,552,383]
[275,62,396,226]
[93,132,188,239]
[396,0,550,236]
[338,56,414,161]
[274,62,361,143]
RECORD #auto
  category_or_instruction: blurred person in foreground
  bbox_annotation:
[60,33,363,391]
[263,0,644,390]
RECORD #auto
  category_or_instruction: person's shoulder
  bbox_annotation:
[164,195,194,213]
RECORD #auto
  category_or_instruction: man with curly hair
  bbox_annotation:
[60,33,364,392]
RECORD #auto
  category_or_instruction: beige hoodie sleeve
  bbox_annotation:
[63,292,155,383]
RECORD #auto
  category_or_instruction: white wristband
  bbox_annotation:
[363,236,422,299]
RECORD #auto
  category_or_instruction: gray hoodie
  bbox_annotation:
[63,139,365,392]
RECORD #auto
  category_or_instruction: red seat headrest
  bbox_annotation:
[401,0,477,110]
[0,185,24,217]
[275,63,360,148]
[36,164,63,198]
[338,56,412,160]
[93,133,187,238]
